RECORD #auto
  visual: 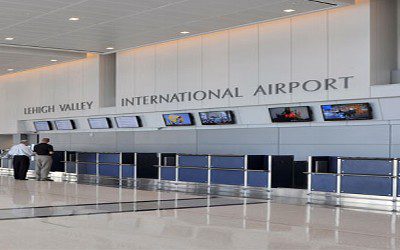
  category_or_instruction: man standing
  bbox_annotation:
[7,140,34,180]
[33,138,54,181]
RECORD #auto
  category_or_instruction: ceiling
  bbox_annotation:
[0,0,353,75]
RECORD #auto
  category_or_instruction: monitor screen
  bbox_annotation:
[115,116,141,128]
[54,120,75,130]
[34,121,52,131]
[199,111,235,125]
[269,106,312,122]
[321,103,373,121]
[88,117,112,129]
[163,113,194,126]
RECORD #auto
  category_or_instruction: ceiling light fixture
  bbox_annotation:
[283,9,295,13]
[5,37,14,41]
[69,17,80,21]
[50,59,58,62]
[106,47,114,50]
[7,69,14,71]
[180,31,190,34]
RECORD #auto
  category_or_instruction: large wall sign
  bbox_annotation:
[121,76,354,107]
[24,101,94,115]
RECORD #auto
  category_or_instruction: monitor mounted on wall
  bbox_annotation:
[269,106,313,123]
[115,116,142,128]
[321,103,373,121]
[199,111,235,125]
[162,113,194,126]
[33,121,52,131]
[87,117,112,129]
[54,120,76,130]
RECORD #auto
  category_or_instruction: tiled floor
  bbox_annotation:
[0,176,398,249]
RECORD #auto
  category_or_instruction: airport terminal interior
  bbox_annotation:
[1,0,400,249]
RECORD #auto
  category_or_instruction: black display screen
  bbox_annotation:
[88,117,112,129]
[269,106,312,122]
[34,121,52,131]
[321,103,373,121]
[54,120,75,130]
[199,111,235,125]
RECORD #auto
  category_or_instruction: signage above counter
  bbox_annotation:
[120,76,354,107]
[24,101,94,115]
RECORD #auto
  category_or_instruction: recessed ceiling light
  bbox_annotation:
[68,17,80,21]
[5,37,14,41]
[106,47,114,50]
[50,59,58,62]
[7,69,14,71]
[180,31,190,34]
[283,9,295,13]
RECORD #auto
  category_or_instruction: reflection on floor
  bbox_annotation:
[0,176,398,249]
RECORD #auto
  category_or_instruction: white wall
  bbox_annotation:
[0,55,100,134]
[116,0,372,113]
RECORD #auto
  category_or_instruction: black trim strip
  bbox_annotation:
[0,198,267,221]
[307,0,338,6]
[0,197,211,211]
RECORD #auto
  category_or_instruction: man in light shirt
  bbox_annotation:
[7,140,34,180]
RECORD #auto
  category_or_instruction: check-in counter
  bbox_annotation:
[308,156,398,199]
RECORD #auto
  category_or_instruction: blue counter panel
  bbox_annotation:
[99,153,120,163]
[211,170,244,186]
[161,167,176,181]
[341,159,393,175]
[311,174,337,193]
[179,155,208,168]
[99,164,119,177]
[341,175,392,196]
[247,172,268,187]
[78,163,96,175]
[78,153,96,163]
[179,168,208,183]
[397,179,400,197]
[211,156,244,169]
[122,166,134,178]
[66,162,76,174]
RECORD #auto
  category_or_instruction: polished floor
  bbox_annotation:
[0,176,398,249]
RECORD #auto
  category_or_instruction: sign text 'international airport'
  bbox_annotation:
[121,76,354,107]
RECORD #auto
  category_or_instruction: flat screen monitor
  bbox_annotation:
[88,117,112,129]
[269,106,312,123]
[34,121,52,131]
[54,120,75,130]
[162,113,194,126]
[321,103,373,121]
[115,116,141,128]
[199,111,235,125]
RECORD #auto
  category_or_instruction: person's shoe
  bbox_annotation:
[43,178,53,181]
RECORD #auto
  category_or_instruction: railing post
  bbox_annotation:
[244,155,248,188]
[393,159,398,211]
[267,155,272,191]
[63,151,68,180]
[95,153,99,184]
[75,152,79,176]
[157,153,161,190]
[207,155,211,193]
[119,153,123,187]
[337,157,342,198]
[175,154,179,185]
[134,153,138,188]
[307,156,312,195]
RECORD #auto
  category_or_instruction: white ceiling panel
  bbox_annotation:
[0,46,86,76]
[0,0,353,75]
[0,0,353,53]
